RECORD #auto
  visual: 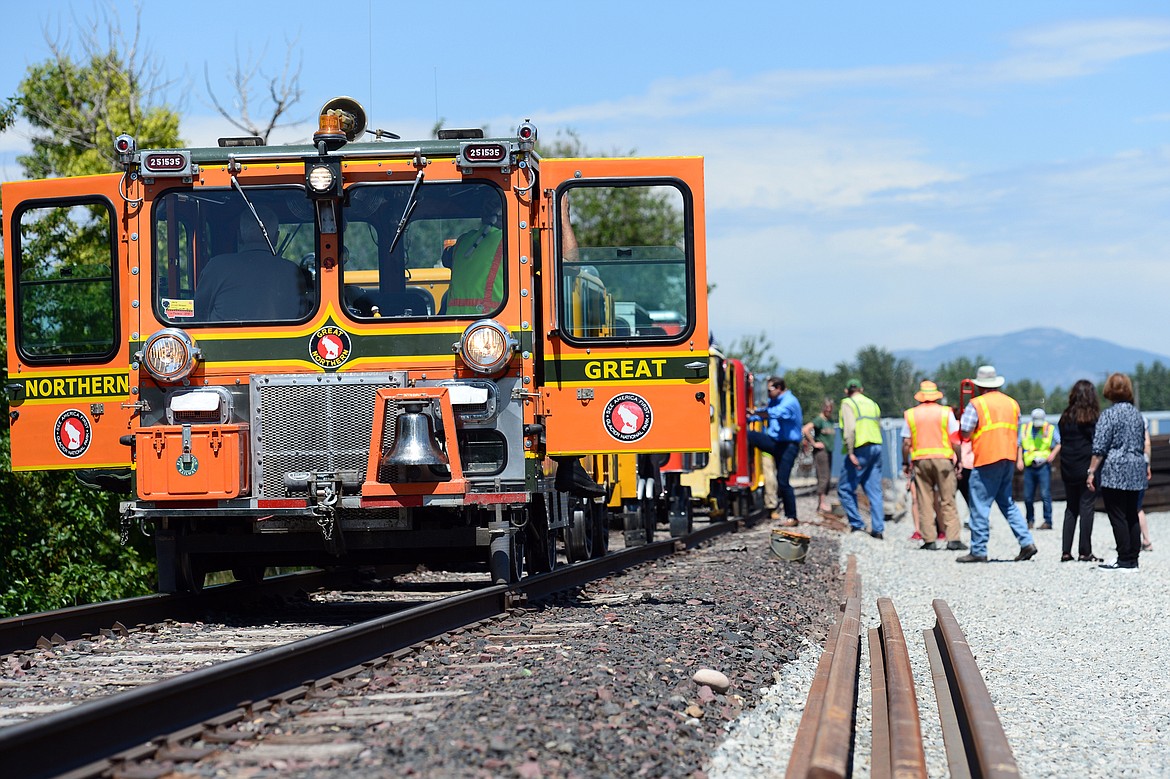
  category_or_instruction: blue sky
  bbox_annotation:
[4,1,1169,373]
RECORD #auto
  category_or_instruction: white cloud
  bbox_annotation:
[698,128,961,211]
[992,18,1170,82]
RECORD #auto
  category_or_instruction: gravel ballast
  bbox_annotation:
[105,503,841,778]
[711,501,1170,778]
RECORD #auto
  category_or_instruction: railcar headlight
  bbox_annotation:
[457,320,517,375]
[139,328,201,383]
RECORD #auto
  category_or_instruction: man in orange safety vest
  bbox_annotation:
[955,366,1037,563]
[901,380,965,550]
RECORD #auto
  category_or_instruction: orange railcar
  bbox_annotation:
[3,100,712,591]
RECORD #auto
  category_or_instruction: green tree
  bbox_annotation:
[1133,361,1170,411]
[783,368,835,423]
[1003,378,1050,415]
[723,330,779,378]
[835,345,917,416]
[0,10,182,615]
[15,12,179,178]
[928,356,987,408]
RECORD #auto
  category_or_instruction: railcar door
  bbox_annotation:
[3,176,136,472]
[537,157,710,456]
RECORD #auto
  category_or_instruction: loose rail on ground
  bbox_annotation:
[787,558,1020,779]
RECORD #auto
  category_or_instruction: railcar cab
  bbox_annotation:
[2,98,712,592]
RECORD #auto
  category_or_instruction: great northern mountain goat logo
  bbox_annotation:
[309,326,352,369]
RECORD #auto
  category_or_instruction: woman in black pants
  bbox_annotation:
[1088,373,1148,570]
[1058,380,1100,561]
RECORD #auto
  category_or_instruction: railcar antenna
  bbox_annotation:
[368,0,374,119]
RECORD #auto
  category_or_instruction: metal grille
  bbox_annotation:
[252,373,405,498]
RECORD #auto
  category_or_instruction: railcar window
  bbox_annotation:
[15,199,117,360]
[558,183,691,341]
[152,187,316,324]
[342,182,504,319]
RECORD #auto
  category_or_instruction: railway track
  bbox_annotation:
[0,516,750,779]
[0,570,348,656]
[786,555,1020,779]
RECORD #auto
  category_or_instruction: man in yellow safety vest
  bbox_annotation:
[838,378,885,538]
[956,365,1037,563]
[901,380,965,550]
[1017,407,1061,530]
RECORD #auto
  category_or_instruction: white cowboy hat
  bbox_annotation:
[973,365,1005,389]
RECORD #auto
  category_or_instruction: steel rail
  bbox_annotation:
[0,570,338,656]
[867,626,891,779]
[0,517,751,779]
[785,553,859,779]
[924,599,1020,779]
[875,598,927,779]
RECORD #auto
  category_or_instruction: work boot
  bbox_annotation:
[1037,523,1053,530]
[919,541,938,550]
[955,553,988,563]
[554,458,605,498]
[1015,543,1039,562]
[946,540,968,551]
[870,531,884,540]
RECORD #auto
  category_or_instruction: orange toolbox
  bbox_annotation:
[136,425,250,500]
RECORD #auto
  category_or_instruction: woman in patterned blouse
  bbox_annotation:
[1087,372,1149,569]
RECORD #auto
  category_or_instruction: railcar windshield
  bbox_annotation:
[152,186,317,325]
[341,181,504,319]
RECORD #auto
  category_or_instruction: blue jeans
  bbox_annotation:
[1022,462,1052,524]
[968,460,1034,557]
[748,431,798,519]
[837,443,884,533]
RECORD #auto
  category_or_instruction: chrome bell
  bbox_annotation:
[381,402,449,467]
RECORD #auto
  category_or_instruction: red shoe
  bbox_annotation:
[910,530,922,541]
[938,532,947,541]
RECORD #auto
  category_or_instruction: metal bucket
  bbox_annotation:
[771,529,811,562]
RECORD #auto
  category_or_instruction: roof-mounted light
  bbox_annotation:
[517,120,537,152]
[114,134,136,166]
[313,113,348,154]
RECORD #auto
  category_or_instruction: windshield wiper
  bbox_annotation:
[230,174,277,255]
[387,170,424,257]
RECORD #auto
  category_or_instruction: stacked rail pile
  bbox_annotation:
[785,555,1020,779]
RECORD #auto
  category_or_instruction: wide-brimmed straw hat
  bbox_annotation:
[914,380,943,402]
[973,365,1005,389]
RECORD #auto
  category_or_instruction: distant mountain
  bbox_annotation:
[894,328,1170,391]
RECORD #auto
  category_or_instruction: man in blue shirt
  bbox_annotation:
[748,376,804,526]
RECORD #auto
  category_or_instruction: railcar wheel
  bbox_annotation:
[157,522,207,593]
[526,494,557,574]
[177,552,207,593]
[490,529,524,584]
[232,565,266,585]
[511,525,527,582]
[710,481,730,522]
[640,497,658,543]
[668,486,694,538]
[564,501,595,563]
[590,500,610,558]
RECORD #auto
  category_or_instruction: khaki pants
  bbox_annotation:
[912,458,961,542]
